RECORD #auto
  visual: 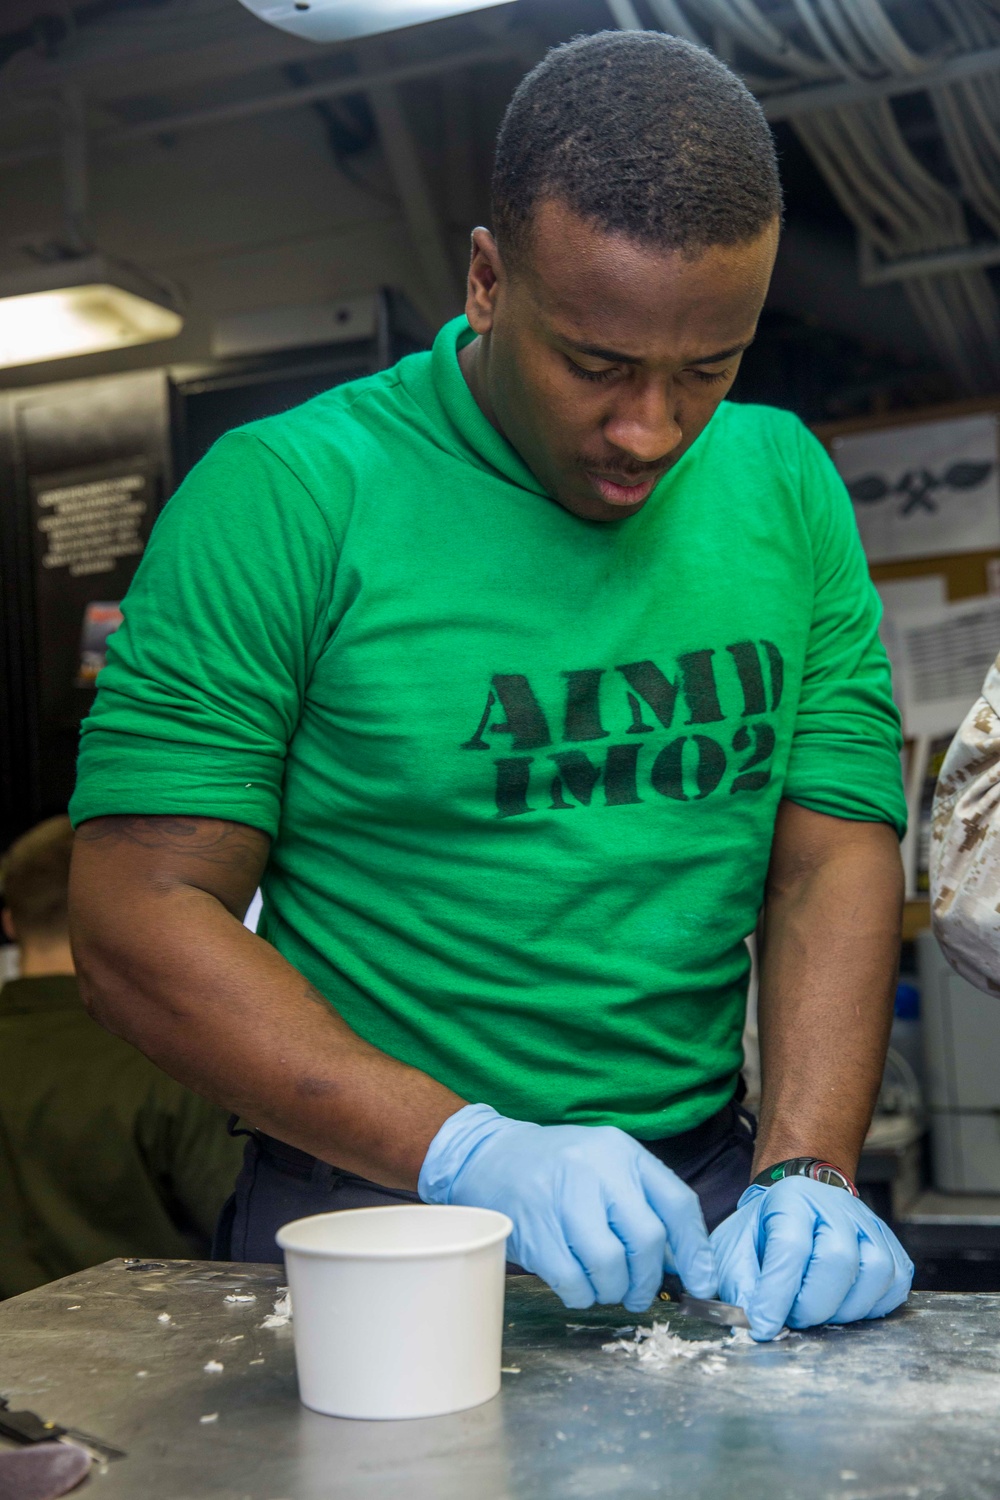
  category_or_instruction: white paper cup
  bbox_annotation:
[275,1204,513,1421]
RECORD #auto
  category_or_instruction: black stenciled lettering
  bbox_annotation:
[692,735,727,797]
[678,650,724,725]
[561,669,609,743]
[549,752,601,809]
[547,744,643,811]
[731,722,775,793]
[651,739,685,801]
[763,641,784,712]
[494,757,534,818]
[616,660,678,731]
[470,655,782,816]
[604,744,643,806]
[462,674,552,751]
[625,692,653,734]
[616,652,723,733]
[461,689,496,751]
[651,734,726,802]
[727,642,767,717]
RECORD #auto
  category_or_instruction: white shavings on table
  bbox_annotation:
[218,1335,244,1344]
[728,1327,755,1346]
[260,1289,292,1329]
[136,1371,148,1379]
[199,1413,219,1424]
[249,1359,265,1366]
[603,1319,795,1374]
[157,1313,172,1324]
[501,1365,521,1374]
[603,1322,735,1373]
[224,1292,257,1304]
[66,1305,81,1311]
[729,1325,792,1345]
[203,1360,224,1374]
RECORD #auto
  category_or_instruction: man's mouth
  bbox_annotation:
[584,471,663,508]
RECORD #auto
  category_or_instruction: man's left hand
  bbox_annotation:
[711,1176,913,1341]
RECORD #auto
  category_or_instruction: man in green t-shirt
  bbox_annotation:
[69,32,911,1340]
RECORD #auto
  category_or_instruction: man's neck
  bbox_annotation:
[17,940,75,978]
[457,335,504,437]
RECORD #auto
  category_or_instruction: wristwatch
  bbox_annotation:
[751,1156,859,1197]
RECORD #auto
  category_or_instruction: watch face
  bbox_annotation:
[808,1161,856,1193]
[756,1157,859,1196]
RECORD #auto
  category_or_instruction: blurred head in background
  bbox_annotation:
[0,816,75,977]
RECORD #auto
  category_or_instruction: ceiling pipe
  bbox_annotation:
[762,42,1000,119]
[0,41,516,172]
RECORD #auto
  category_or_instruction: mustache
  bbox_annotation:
[578,460,670,480]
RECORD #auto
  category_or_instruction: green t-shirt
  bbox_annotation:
[70,317,905,1139]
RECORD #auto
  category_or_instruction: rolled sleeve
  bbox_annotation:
[69,430,339,837]
[782,426,906,836]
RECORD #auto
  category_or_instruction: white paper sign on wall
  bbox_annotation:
[892,594,1000,737]
[831,413,1000,564]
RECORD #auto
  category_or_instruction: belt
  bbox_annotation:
[640,1096,750,1175]
[246,1084,749,1187]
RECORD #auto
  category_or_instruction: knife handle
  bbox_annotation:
[0,1409,66,1445]
[658,1272,685,1303]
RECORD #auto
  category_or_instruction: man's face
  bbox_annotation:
[461,199,780,522]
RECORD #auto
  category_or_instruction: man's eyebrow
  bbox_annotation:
[563,338,644,365]
[561,337,754,366]
[687,339,754,365]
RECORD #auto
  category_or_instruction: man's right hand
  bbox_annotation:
[418,1103,717,1312]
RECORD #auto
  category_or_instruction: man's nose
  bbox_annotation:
[603,383,682,464]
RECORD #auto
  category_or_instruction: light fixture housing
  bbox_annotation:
[0,253,183,370]
[236,0,515,45]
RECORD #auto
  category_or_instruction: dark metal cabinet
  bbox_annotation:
[0,289,429,847]
[0,370,171,846]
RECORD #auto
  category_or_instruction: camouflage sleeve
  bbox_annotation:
[931,657,1000,997]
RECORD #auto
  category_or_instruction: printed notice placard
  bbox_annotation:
[34,469,149,579]
[832,413,1000,563]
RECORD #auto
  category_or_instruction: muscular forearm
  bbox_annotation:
[753,803,904,1179]
[70,819,464,1189]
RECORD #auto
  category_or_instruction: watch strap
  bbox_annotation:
[752,1156,859,1197]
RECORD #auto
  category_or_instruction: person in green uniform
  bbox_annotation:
[68,31,912,1340]
[0,817,244,1297]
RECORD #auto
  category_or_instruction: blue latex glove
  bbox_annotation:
[712,1177,914,1341]
[419,1103,717,1312]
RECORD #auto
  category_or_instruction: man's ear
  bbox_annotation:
[465,227,504,336]
[1,908,15,943]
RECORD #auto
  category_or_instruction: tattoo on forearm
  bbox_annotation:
[76,815,268,868]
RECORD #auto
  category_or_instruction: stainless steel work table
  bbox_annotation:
[2,1260,1000,1500]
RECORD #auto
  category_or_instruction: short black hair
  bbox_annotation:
[0,815,73,941]
[492,31,782,266]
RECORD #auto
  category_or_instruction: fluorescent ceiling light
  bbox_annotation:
[0,253,182,370]
[236,0,515,45]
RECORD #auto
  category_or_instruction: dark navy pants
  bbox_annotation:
[214,1094,757,1265]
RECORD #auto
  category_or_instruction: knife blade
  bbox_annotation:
[674,1294,750,1330]
[658,1275,751,1330]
